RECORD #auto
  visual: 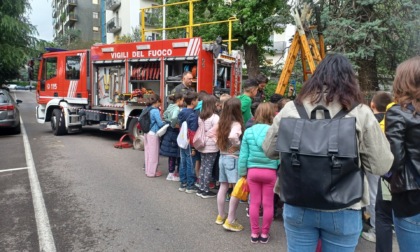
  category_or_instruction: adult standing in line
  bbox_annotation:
[263,54,393,252]
[251,73,268,114]
[171,71,195,96]
[385,56,420,252]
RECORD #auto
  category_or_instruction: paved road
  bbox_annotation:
[0,90,395,251]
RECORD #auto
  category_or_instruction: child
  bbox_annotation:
[143,94,166,177]
[160,92,183,181]
[215,98,245,231]
[196,95,220,198]
[367,91,394,250]
[238,102,279,243]
[177,91,199,193]
[237,79,259,124]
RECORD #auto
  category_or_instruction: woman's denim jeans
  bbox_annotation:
[393,212,420,252]
[283,204,362,252]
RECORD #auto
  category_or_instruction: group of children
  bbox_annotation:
[141,75,286,244]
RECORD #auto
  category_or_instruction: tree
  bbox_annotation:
[318,0,420,91]
[160,0,292,79]
[116,26,141,43]
[0,0,37,83]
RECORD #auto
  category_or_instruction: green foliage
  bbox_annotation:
[158,0,292,77]
[317,0,420,90]
[0,0,38,83]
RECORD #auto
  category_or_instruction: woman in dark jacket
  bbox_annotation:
[385,56,420,252]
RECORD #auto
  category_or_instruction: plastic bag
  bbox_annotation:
[177,121,189,149]
[231,177,249,201]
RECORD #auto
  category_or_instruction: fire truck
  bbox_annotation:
[35,37,242,137]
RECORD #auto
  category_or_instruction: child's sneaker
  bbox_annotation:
[225,193,231,202]
[166,173,174,181]
[196,189,204,197]
[172,173,180,182]
[185,185,199,194]
[223,219,244,232]
[259,234,270,244]
[178,184,187,192]
[251,234,260,244]
[201,191,217,199]
[215,215,226,225]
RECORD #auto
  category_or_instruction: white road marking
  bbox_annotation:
[0,167,28,173]
[21,117,57,251]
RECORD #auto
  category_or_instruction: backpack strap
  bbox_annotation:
[294,100,309,119]
[294,101,332,119]
[333,103,360,119]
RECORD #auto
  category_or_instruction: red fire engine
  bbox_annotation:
[36,37,242,136]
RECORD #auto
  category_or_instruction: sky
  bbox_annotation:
[29,0,54,41]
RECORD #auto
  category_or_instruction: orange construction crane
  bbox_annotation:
[276,5,325,96]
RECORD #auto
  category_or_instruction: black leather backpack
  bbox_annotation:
[276,101,363,210]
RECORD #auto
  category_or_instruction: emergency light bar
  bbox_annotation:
[172,42,189,48]
[101,47,115,53]
[136,45,150,50]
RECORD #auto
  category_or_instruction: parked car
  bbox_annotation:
[7,84,17,90]
[0,89,22,134]
[1,84,9,91]
[15,85,26,90]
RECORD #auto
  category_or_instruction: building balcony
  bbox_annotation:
[66,0,77,12]
[64,12,78,26]
[52,8,58,18]
[107,17,122,33]
[106,0,121,11]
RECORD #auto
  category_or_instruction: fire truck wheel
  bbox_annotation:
[127,118,141,140]
[51,109,67,136]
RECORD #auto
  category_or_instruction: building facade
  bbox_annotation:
[105,0,160,44]
[52,0,102,43]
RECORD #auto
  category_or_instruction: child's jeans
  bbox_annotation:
[179,146,196,187]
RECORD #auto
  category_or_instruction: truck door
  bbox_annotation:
[37,56,58,105]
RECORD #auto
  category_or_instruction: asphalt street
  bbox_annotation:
[0,90,393,251]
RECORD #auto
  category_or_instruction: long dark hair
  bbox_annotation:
[296,54,363,111]
[217,98,244,152]
[393,56,420,113]
[200,95,218,120]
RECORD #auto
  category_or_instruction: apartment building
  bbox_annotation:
[52,0,102,42]
[105,0,161,44]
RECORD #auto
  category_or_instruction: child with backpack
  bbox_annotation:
[141,94,167,177]
[177,91,199,193]
[160,93,184,181]
[214,98,244,231]
[195,95,220,198]
[238,102,279,243]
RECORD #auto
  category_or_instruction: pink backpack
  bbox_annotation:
[193,117,206,151]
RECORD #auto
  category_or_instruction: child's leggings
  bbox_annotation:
[168,157,180,173]
[247,168,277,235]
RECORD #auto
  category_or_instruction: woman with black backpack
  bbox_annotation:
[262,54,393,252]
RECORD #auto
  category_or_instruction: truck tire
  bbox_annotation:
[51,109,67,136]
[127,118,141,140]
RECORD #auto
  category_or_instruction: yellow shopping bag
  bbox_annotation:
[231,177,249,201]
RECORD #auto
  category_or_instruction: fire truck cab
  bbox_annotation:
[36,37,242,137]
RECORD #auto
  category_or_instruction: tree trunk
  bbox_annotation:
[243,43,260,79]
[357,55,379,92]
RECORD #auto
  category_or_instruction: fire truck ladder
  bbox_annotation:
[275,6,325,96]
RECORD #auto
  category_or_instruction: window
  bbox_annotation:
[93,26,99,32]
[92,0,98,4]
[65,56,81,80]
[41,57,58,91]
[93,12,99,19]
